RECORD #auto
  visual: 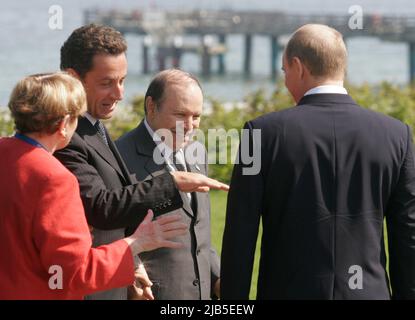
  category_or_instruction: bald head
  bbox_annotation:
[144,69,202,114]
[285,24,347,80]
[144,69,204,150]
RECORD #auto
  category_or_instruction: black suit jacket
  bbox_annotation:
[221,94,415,300]
[116,121,220,299]
[54,116,183,299]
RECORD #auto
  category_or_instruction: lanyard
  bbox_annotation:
[14,133,47,150]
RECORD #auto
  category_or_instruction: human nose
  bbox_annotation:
[184,116,194,132]
[110,82,124,100]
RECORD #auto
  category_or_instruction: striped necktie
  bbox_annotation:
[94,120,109,147]
[173,151,194,205]
[173,151,187,172]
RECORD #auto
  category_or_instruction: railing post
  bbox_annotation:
[201,35,212,77]
[157,47,167,71]
[271,35,281,80]
[172,36,183,69]
[244,34,252,77]
[142,35,152,74]
[410,42,415,84]
[218,34,226,75]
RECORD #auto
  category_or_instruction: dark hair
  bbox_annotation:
[144,69,202,115]
[60,24,127,78]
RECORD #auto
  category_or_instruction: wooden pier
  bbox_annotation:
[84,9,415,81]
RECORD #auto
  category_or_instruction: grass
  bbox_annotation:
[210,190,262,300]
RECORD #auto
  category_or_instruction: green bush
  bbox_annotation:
[2,81,415,185]
[199,82,294,183]
[347,81,415,132]
[109,80,415,184]
[0,108,13,137]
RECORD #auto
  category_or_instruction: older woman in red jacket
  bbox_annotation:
[0,73,186,299]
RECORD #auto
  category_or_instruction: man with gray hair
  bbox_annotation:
[116,69,221,300]
[221,24,415,299]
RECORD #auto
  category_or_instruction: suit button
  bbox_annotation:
[193,279,200,286]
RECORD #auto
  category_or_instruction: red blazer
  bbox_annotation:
[0,137,135,299]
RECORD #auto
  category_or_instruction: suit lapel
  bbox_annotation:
[179,189,195,218]
[134,121,195,218]
[133,122,164,177]
[108,137,134,184]
[77,117,127,181]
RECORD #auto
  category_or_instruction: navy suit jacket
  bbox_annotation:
[221,94,415,299]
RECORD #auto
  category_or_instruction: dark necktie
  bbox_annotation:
[94,120,109,147]
[173,151,187,172]
[173,151,197,212]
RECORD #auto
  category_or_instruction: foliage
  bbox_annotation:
[2,81,415,184]
[0,82,406,299]
[199,82,294,183]
[347,81,415,131]
[0,108,13,137]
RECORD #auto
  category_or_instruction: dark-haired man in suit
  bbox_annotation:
[55,24,228,300]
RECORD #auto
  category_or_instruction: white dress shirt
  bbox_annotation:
[304,85,348,96]
[144,118,192,201]
[84,112,99,126]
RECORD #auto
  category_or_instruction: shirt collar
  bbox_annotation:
[144,118,158,142]
[304,85,348,96]
[84,112,98,126]
[144,118,184,171]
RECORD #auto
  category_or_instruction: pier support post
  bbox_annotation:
[271,35,281,80]
[201,35,212,77]
[244,34,252,77]
[410,42,415,83]
[142,36,151,74]
[218,34,226,75]
[172,36,183,69]
[157,47,166,71]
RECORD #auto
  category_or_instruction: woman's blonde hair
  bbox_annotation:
[8,72,86,134]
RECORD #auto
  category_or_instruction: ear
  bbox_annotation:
[65,68,81,80]
[145,96,156,118]
[292,57,305,79]
[58,115,71,138]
